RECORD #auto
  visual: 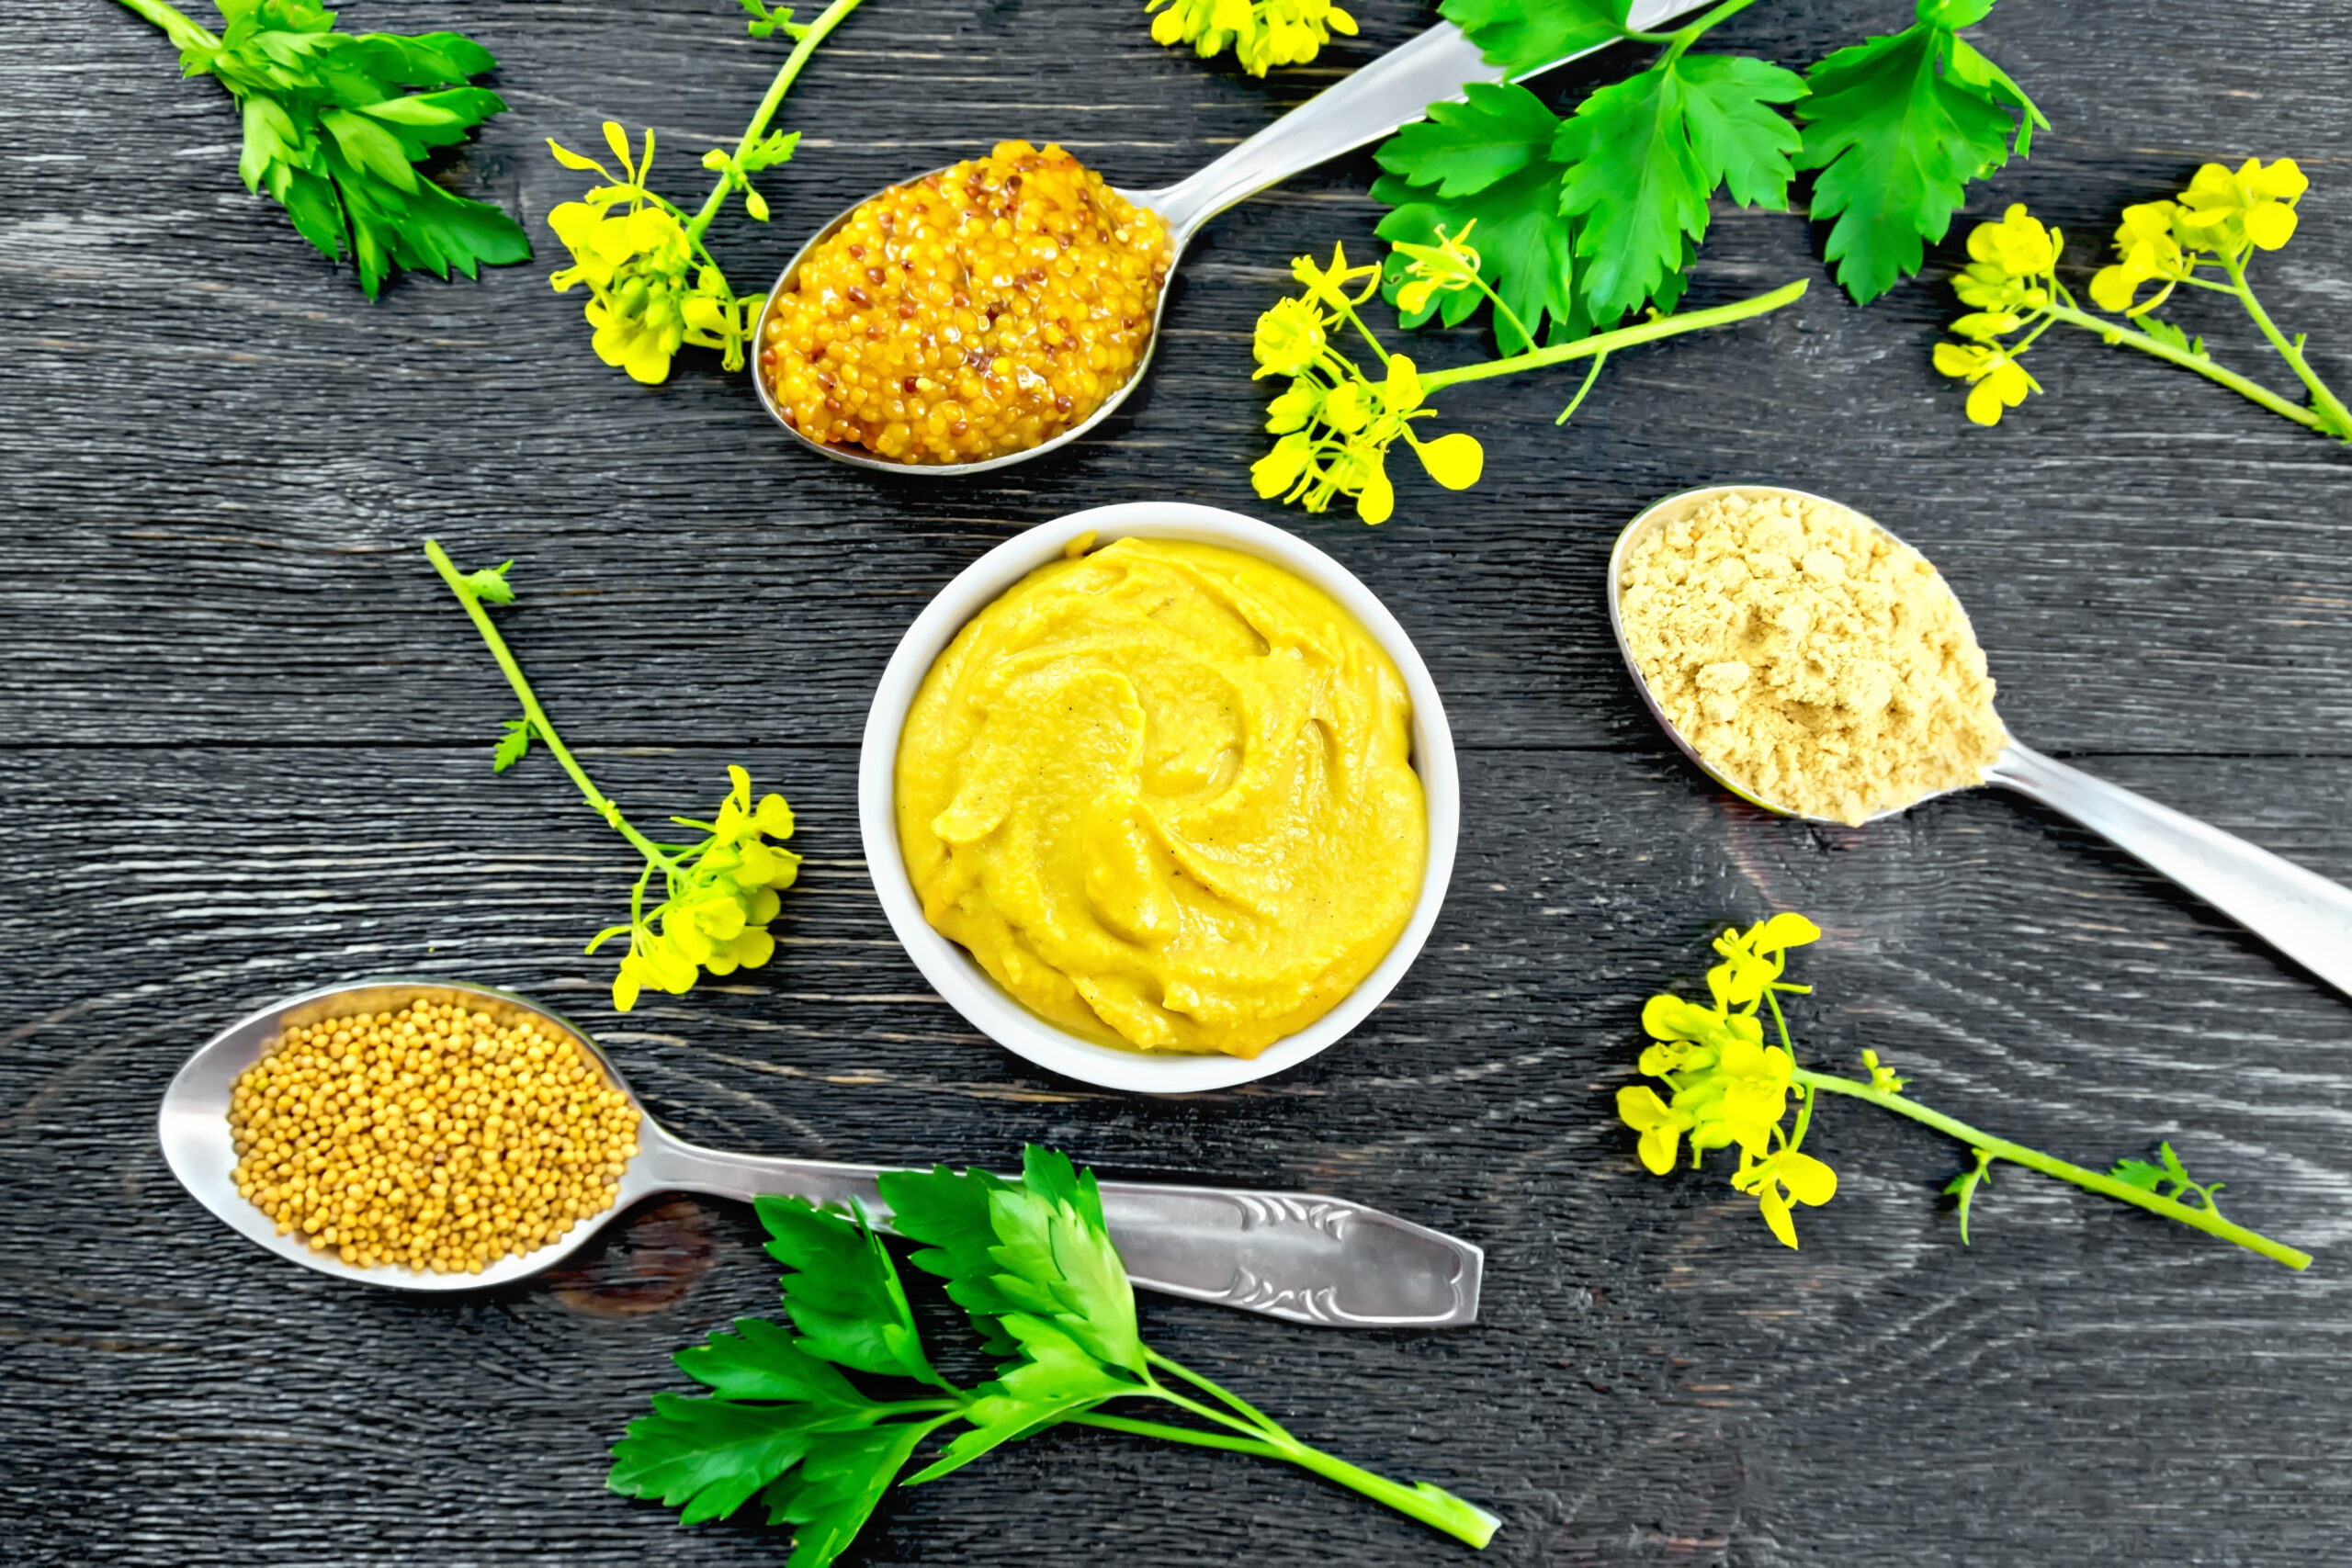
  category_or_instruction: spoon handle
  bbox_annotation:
[1143,2,1713,240]
[1987,742,2352,998]
[638,1134,1482,1328]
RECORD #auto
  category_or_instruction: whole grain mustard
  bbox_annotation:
[762,141,1170,465]
[896,538,1427,1058]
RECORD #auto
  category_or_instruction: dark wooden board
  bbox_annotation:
[5,0,2350,1563]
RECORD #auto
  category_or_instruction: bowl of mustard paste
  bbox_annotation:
[860,504,1459,1092]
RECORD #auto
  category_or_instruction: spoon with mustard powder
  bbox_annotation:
[158,977,1483,1325]
[752,4,1716,474]
[1608,483,2352,999]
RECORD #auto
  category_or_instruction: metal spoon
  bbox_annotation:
[1607,483,2352,998]
[158,977,1482,1326]
[752,3,1710,474]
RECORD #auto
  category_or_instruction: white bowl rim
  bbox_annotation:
[857,502,1460,1094]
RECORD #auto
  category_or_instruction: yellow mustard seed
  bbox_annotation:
[763,140,1170,465]
[226,998,640,1275]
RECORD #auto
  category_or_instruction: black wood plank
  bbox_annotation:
[5,0,2350,1563]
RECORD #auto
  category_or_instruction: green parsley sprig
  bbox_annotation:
[424,541,801,1013]
[110,0,531,299]
[1933,164,2352,440]
[1619,915,2312,1269]
[1248,234,1806,522]
[542,0,865,384]
[611,1148,1501,1561]
[1371,0,2045,352]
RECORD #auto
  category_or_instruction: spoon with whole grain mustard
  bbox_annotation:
[1607,482,2352,999]
[753,3,1713,473]
[159,976,1483,1325]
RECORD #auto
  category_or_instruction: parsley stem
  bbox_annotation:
[1419,278,1807,394]
[1791,1068,2312,1270]
[1656,0,1760,64]
[684,0,869,252]
[2222,254,2352,438]
[1083,1408,1501,1548]
[2041,299,2333,434]
[1144,1348,1284,1437]
[111,0,218,53]
[1068,1412,1282,1458]
[423,539,680,874]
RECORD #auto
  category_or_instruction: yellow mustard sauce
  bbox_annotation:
[896,537,1427,1057]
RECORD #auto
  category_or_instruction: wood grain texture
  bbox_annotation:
[4,0,2350,1563]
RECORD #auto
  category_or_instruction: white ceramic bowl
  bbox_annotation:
[858,502,1460,1093]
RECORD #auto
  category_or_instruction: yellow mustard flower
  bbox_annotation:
[1291,241,1383,310]
[2089,200,2193,314]
[1732,1145,1838,1249]
[2177,156,2307,253]
[1933,340,2041,426]
[1968,203,2063,280]
[1393,221,1486,316]
[547,125,751,384]
[1252,295,1329,378]
[1147,0,1357,77]
[1616,1085,1696,1176]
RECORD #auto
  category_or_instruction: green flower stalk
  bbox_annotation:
[1936,164,2352,440]
[1250,234,1806,524]
[424,540,801,1012]
[544,0,865,383]
[1621,914,2312,1269]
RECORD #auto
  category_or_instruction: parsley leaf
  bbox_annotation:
[1372,84,1583,351]
[121,0,531,298]
[610,1393,877,1527]
[1552,55,1804,323]
[1548,63,1690,325]
[759,1195,946,1387]
[1679,54,1807,210]
[1795,0,2047,304]
[1441,0,1631,78]
[760,1421,944,1564]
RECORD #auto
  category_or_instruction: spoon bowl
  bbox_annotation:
[1607,482,2352,998]
[752,7,1713,473]
[159,977,1487,1325]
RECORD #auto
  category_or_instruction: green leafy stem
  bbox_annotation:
[423,539,662,865]
[1621,915,2312,1269]
[424,539,801,1011]
[684,0,866,254]
[1792,1069,2312,1270]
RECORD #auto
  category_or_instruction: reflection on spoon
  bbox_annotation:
[1606,483,2352,1000]
[752,5,1713,475]
[160,977,1483,1325]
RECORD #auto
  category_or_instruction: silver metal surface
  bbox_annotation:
[161,978,1484,1326]
[753,2,1713,473]
[1606,483,2352,1000]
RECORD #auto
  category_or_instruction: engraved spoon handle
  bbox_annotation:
[638,1132,1484,1328]
[1141,2,1713,240]
[1987,741,2352,998]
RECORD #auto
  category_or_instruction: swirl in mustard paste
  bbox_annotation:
[895,537,1427,1057]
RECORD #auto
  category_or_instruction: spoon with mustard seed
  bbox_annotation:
[753,4,1713,474]
[159,977,1483,1325]
[1607,482,2352,1000]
